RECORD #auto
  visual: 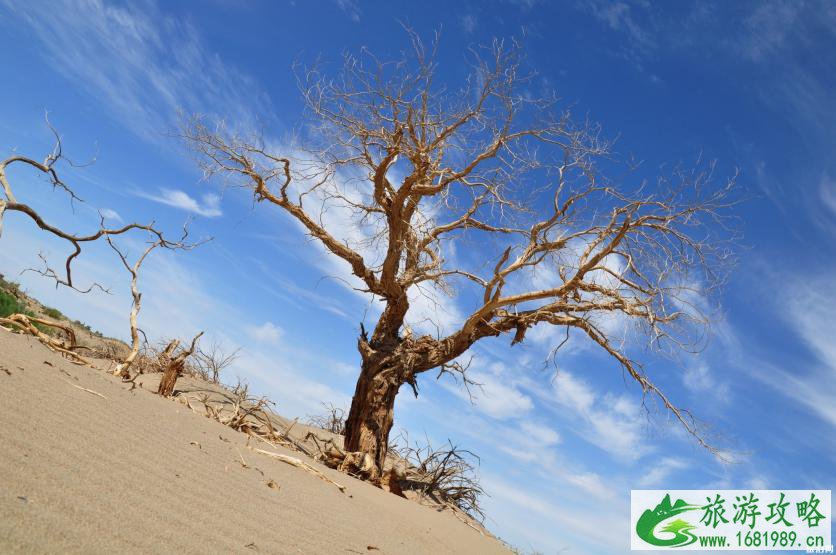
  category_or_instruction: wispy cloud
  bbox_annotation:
[747,269,836,429]
[580,0,656,68]
[99,208,122,222]
[483,474,629,553]
[638,457,689,487]
[136,189,222,217]
[443,367,534,420]
[251,321,284,344]
[460,13,477,34]
[334,0,361,22]
[441,354,532,420]
[733,0,801,62]
[682,363,730,403]
[4,0,272,141]
[550,371,651,460]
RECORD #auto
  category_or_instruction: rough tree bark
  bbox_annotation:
[184,35,738,480]
[344,353,404,476]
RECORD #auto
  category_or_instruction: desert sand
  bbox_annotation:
[0,329,509,554]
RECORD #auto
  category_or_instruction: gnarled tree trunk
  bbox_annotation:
[343,357,403,481]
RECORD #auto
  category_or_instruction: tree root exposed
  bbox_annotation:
[303,431,378,481]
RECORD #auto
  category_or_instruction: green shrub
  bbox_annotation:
[0,289,24,318]
[0,290,53,335]
[42,306,64,320]
[0,275,22,298]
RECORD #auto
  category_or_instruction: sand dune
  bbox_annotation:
[0,330,509,554]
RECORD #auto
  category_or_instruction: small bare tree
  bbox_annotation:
[185,36,737,480]
[307,402,347,435]
[105,227,199,379]
[194,339,240,384]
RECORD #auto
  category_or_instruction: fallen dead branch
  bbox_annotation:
[246,445,346,493]
[0,313,91,366]
[61,378,108,400]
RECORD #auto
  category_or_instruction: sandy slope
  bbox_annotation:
[0,331,509,554]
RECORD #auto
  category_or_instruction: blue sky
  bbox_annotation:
[1,1,834,553]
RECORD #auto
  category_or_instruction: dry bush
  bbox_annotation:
[193,340,240,384]
[393,436,486,522]
[307,402,347,435]
[181,379,315,457]
[130,341,172,374]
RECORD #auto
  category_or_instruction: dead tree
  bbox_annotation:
[157,332,204,397]
[105,227,196,380]
[185,36,738,480]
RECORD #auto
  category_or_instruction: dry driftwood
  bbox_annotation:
[193,340,240,384]
[306,402,347,435]
[0,313,91,366]
[394,437,486,522]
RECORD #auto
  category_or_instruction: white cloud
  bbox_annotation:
[551,371,651,460]
[5,0,272,141]
[518,421,561,446]
[682,363,730,402]
[734,1,800,62]
[232,349,351,419]
[553,371,596,412]
[483,474,630,554]
[747,270,836,429]
[563,471,612,499]
[638,457,689,487]
[334,0,361,22]
[745,475,770,490]
[405,281,463,337]
[460,13,477,34]
[251,321,283,344]
[99,208,122,222]
[820,176,836,216]
[582,0,655,67]
[137,189,222,217]
[462,370,533,420]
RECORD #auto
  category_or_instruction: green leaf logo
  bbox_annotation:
[636,494,700,547]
